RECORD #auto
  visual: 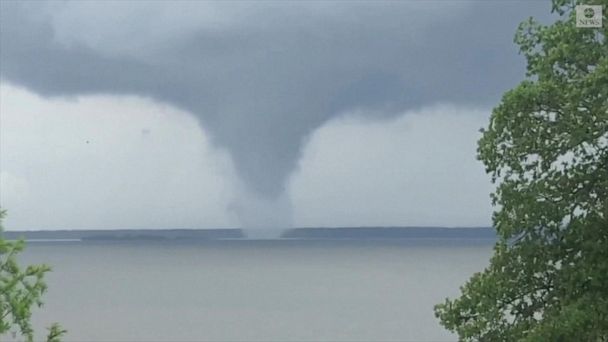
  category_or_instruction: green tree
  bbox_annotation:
[435,0,608,340]
[0,209,66,341]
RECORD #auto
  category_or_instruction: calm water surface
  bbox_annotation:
[20,239,493,341]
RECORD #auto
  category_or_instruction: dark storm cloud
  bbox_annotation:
[0,1,551,197]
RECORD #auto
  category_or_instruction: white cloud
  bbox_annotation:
[288,106,494,228]
[0,83,239,230]
[1,83,495,230]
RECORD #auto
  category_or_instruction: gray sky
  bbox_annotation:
[0,1,553,230]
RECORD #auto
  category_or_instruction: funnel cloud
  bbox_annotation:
[0,1,550,228]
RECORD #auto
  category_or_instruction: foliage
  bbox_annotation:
[0,209,65,341]
[46,323,67,342]
[435,0,608,340]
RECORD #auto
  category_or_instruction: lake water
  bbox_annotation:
[19,239,493,341]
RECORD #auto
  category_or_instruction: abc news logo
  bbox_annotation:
[576,5,603,28]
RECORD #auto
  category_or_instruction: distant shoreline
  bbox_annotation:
[3,227,496,241]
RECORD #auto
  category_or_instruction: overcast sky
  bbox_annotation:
[0,1,553,231]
